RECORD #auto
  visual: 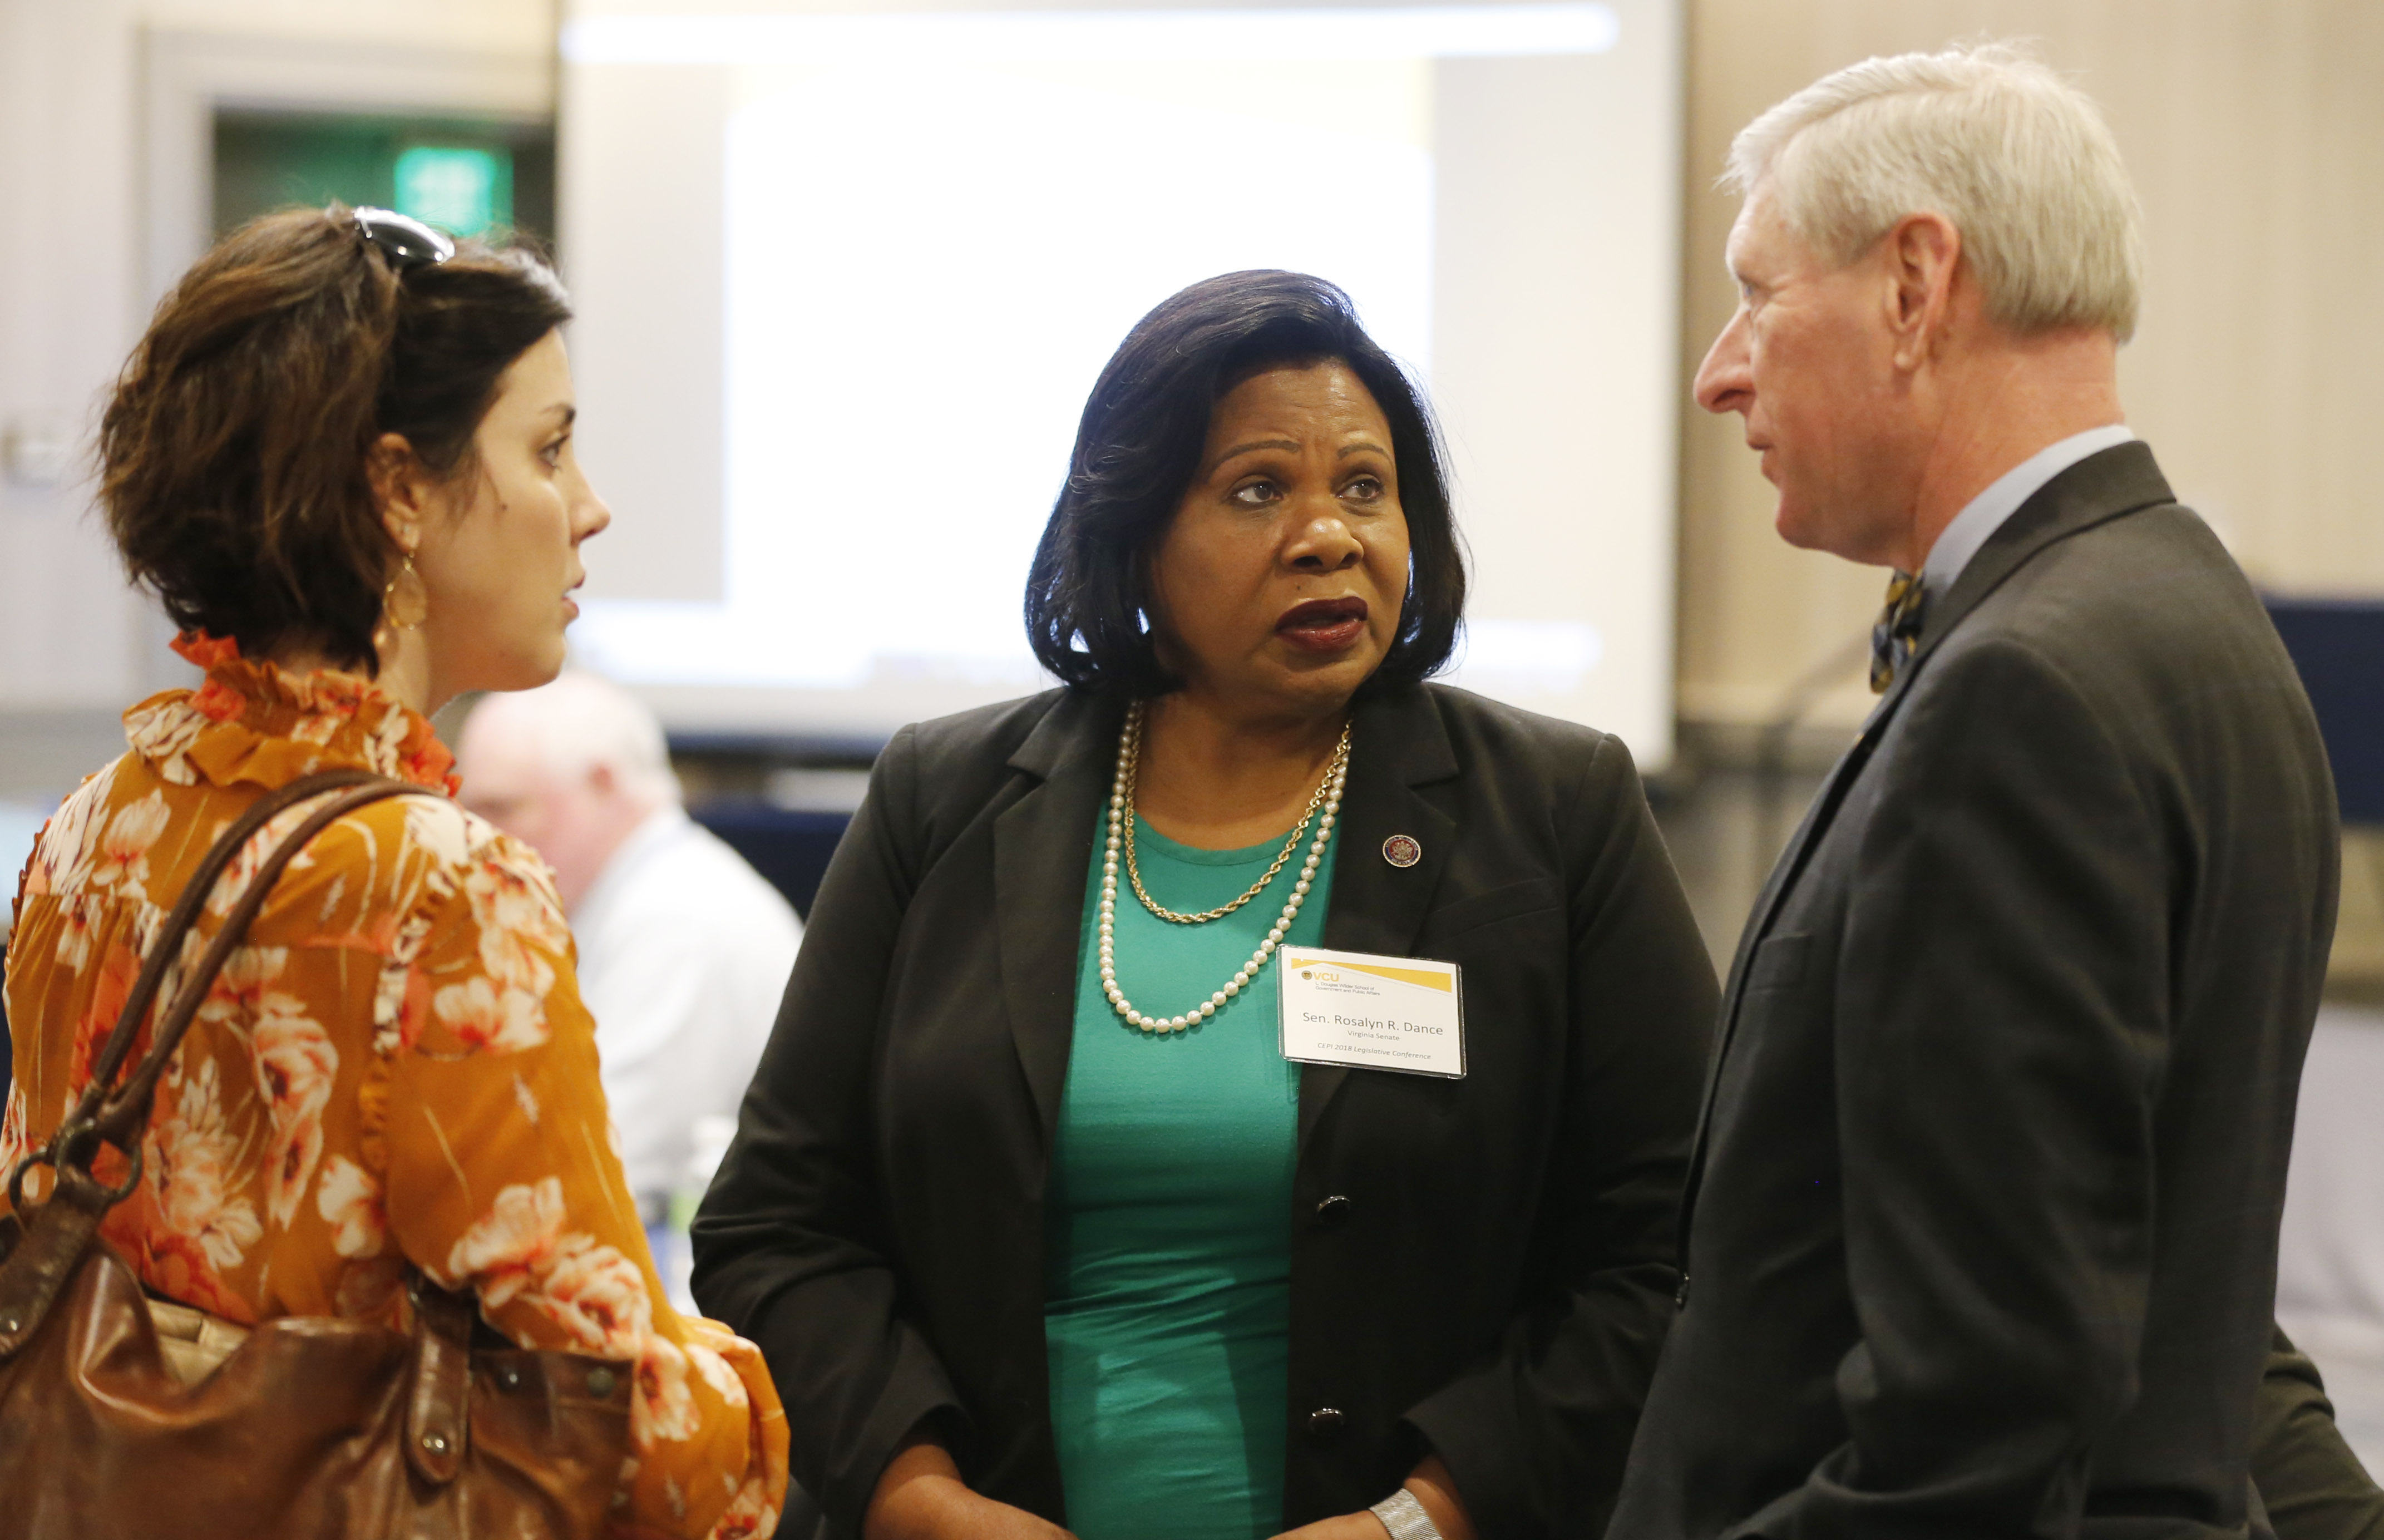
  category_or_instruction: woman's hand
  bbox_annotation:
[863,1434,1077,1540]
[1271,1515,1390,1540]
[1270,1455,1477,1540]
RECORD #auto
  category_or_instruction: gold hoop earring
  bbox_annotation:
[382,555,428,633]
[373,554,428,662]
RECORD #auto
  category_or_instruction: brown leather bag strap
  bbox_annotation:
[80,769,389,1099]
[8,772,427,1218]
[406,1282,477,1486]
[1,773,431,1361]
[89,777,430,1155]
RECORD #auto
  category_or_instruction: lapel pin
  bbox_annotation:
[1381,834,1421,868]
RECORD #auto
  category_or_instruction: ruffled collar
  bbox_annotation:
[121,632,460,796]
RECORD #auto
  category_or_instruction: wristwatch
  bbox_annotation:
[1370,1487,1444,1540]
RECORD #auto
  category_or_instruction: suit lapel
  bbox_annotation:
[1721,732,1869,1003]
[997,687,1461,1157]
[1912,440,2174,662]
[1309,689,1460,1155]
[1675,720,1887,1243]
[993,691,1122,1150]
[1720,442,2173,1020]
[1675,441,2182,1245]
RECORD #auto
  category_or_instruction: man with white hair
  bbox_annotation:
[1610,45,2341,1537]
[457,672,801,1251]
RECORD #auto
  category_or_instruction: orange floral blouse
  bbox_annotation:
[2,636,787,1540]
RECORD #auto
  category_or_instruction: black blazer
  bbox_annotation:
[1608,442,2342,1539]
[692,683,1719,1539]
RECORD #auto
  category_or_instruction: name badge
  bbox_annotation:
[1277,946,1465,1079]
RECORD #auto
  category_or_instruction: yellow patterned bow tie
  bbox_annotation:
[1869,569,1926,694]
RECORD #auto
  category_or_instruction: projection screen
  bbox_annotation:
[559,0,1681,764]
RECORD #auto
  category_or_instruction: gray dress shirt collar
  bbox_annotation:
[1921,424,2137,599]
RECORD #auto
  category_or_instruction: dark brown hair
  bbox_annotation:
[99,203,572,674]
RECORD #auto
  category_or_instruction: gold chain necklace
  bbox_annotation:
[1121,707,1351,924]
[1097,701,1350,1034]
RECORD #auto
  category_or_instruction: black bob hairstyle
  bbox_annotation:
[1024,269,1467,698]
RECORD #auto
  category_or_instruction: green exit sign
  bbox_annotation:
[394,145,512,237]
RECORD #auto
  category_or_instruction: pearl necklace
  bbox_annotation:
[1098,702,1350,1034]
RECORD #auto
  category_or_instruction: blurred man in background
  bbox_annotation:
[457,671,800,1294]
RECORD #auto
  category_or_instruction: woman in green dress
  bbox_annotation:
[694,271,1720,1540]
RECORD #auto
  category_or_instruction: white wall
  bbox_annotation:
[0,0,550,752]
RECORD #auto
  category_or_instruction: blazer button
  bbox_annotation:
[1314,1194,1353,1230]
[1307,1407,1347,1443]
[1674,1275,1691,1310]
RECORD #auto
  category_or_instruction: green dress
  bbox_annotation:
[1044,810,1337,1540]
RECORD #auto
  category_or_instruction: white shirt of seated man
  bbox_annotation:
[456,672,801,1226]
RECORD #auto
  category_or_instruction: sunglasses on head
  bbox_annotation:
[352,206,455,273]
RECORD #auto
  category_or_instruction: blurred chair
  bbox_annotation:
[2268,599,2384,824]
[684,803,851,921]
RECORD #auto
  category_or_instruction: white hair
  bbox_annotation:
[468,670,682,807]
[1724,41,2145,341]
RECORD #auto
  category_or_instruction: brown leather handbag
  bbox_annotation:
[0,771,637,1539]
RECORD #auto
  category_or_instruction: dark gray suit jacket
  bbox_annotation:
[2258,1329,2384,1540]
[1608,442,2342,1539]
[692,683,1719,1539]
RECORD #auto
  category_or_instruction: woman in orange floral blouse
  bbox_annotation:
[0,206,786,1539]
